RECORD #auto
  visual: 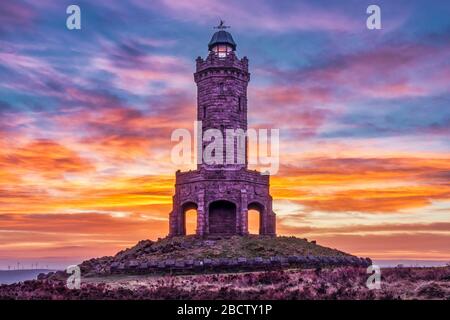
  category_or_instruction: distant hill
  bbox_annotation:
[0,269,54,285]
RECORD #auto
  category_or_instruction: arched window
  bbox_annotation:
[238,96,245,112]
[248,202,264,235]
[182,202,198,235]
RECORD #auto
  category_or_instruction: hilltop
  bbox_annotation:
[77,235,371,277]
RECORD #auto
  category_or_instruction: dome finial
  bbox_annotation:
[208,20,236,54]
[214,19,230,30]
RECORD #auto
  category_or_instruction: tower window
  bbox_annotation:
[212,44,233,58]
[238,96,244,111]
[219,83,224,94]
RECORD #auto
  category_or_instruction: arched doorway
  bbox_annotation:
[248,202,264,235]
[208,200,237,234]
[181,202,198,235]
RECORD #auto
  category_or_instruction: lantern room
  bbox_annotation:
[208,26,237,58]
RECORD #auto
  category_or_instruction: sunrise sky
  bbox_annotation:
[0,0,449,269]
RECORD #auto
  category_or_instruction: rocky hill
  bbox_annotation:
[76,235,371,277]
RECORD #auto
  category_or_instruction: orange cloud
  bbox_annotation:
[1,119,449,264]
[1,140,93,178]
[271,157,450,212]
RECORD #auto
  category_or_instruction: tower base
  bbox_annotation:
[169,168,276,237]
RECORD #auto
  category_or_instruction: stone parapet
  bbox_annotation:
[108,255,372,275]
[175,168,269,186]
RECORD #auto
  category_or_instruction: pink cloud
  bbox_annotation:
[91,54,192,94]
[262,42,450,102]
[134,0,360,32]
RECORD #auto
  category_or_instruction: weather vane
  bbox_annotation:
[214,19,230,30]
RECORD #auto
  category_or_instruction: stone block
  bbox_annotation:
[227,258,238,267]
[110,262,119,270]
[194,260,204,268]
[287,256,298,263]
[175,260,185,268]
[128,260,139,268]
[211,259,221,267]
[165,259,175,267]
[203,258,212,267]
[185,259,194,267]
[254,257,263,265]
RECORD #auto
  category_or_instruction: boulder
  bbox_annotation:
[344,256,353,264]
[193,260,204,268]
[37,273,47,281]
[185,259,194,267]
[211,259,221,267]
[165,259,175,267]
[359,257,369,267]
[203,258,212,267]
[204,240,216,246]
[269,256,281,265]
[128,260,139,268]
[227,258,238,267]
[247,258,257,266]
[279,257,289,266]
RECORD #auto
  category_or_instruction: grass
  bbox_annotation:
[115,235,353,261]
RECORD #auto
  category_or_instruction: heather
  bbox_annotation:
[1,266,448,300]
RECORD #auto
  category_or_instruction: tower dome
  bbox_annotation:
[208,30,237,51]
[208,21,237,58]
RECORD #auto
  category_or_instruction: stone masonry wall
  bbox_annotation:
[168,41,276,238]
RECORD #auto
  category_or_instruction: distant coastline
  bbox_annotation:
[0,269,55,285]
[373,260,449,268]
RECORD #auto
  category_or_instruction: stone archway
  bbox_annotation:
[248,202,264,235]
[181,202,198,235]
[208,200,237,235]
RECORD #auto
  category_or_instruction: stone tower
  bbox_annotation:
[169,25,276,237]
